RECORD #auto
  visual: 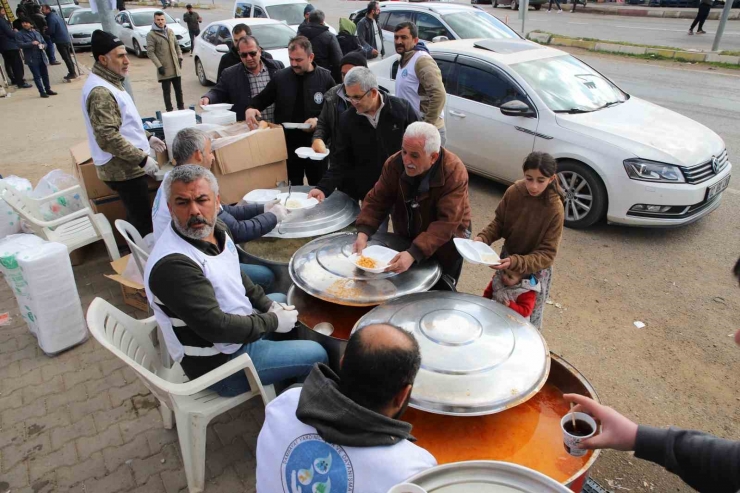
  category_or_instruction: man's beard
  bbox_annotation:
[173,213,216,240]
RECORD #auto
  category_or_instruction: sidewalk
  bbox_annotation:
[572,3,740,19]
[0,244,263,493]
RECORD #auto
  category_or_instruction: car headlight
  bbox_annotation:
[623,159,685,183]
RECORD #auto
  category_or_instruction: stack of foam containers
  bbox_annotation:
[200,110,237,126]
[162,109,197,161]
[0,234,46,336]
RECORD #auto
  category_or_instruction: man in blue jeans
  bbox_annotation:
[15,18,57,98]
[145,165,327,397]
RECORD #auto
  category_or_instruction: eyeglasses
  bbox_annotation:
[346,88,372,103]
[239,51,259,58]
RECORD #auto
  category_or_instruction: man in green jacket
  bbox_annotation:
[147,11,183,112]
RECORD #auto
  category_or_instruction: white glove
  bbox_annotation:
[149,136,166,153]
[143,157,160,177]
[266,203,289,223]
[268,302,295,313]
[275,308,298,333]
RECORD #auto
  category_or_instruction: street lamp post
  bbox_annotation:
[711,0,734,52]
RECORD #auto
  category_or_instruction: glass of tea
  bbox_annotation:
[560,412,597,457]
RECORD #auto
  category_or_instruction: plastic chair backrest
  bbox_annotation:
[115,220,151,277]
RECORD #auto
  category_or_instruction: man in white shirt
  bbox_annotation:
[256,323,437,492]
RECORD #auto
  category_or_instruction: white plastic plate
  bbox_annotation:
[282,122,312,130]
[348,245,399,274]
[453,238,501,266]
[295,147,330,161]
[276,192,319,211]
[201,103,233,112]
[243,189,281,204]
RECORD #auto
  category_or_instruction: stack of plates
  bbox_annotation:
[162,109,196,161]
[200,110,237,126]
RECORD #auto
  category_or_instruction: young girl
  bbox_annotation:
[475,152,565,329]
[484,269,541,320]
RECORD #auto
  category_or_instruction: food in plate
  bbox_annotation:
[357,256,378,269]
[286,199,303,208]
[480,254,499,264]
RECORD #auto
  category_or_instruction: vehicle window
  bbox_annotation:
[202,25,218,44]
[217,25,231,43]
[377,12,390,28]
[235,2,252,17]
[415,12,451,41]
[250,23,296,50]
[384,11,414,32]
[253,6,268,18]
[69,11,101,24]
[511,54,627,112]
[265,3,305,25]
[130,11,175,26]
[62,6,78,17]
[442,11,518,40]
[434,58,455,91]
[455,63,523,107]
[120,13,130,24]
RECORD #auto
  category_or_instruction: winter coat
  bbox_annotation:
[146,26,182,81]
[218,204,277,243]
[312,84,350,168]
[484,272,541,319]
[0,15,19,51]
[356,16,384,58]
[44,11,70,44]
[297,22,342,82]
[204,57,284,122]
[31,12,46,34]
[316,91,420,202]
[216,43,273,81]
[356,148,472,274]
[15,28,48,65]
[182,11,201,33]
[337,17,371,57]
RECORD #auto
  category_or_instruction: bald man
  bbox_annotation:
[256,324,436,492]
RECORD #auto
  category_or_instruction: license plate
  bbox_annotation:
[707,174,731,200]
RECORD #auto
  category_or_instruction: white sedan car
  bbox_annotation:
[115,8,191,58]
[66,9,101,50]
[193,18,294,85]
[370,39,731,228]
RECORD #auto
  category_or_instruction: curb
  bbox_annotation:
[527,33,740,65]
[572,5,739,20]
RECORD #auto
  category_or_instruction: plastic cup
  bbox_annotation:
[560,412,597,457]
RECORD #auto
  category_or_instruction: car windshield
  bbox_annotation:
[265,3,305,25]
[442,11,518,39]
[62,6,78,17]
[69,11,100,24]
[250,23,295,49]
[511,54,628,112]
[131,11,175,26]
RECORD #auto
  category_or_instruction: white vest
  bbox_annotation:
[256,388,437,493]
[144,223,250,362]
[81,72,150,166]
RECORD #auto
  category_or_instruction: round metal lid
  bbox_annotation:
[289,232,441,306]
[263,186,360,239]
[352,292,550,416]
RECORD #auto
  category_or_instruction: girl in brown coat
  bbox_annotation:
[475,152,565,329]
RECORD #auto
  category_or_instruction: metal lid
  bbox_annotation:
[264,186,360,239]
[352,292,550,416]
[289,232,441,307]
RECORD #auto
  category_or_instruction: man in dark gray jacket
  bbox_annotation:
[356,1,384,59]
[42,5,76,80]
[297,9,342,82]
[0,7,30,88]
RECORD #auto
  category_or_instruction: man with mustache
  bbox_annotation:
[144,165,327,397]
[256,323,436,492]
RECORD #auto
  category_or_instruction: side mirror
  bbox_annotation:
[216,43,229,53]
[500,100,535,118]
[432,35,449,43]
[122,22,131,29]
[175,18,182,24]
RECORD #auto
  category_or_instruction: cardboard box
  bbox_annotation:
[210,123,288,204]
[70,141,164,200]
[90,191,157,246]
[106,255,149,312]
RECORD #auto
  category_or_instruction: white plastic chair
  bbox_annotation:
[2,184,120,261]
[86,298,276,493]
[114,219,150,278]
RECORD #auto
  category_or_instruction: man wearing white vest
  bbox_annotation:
[82,30,164,237]
[145,165,328,396]
[256,323,436,492]
[393,22,447,147]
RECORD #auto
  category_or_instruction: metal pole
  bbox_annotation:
[95,0,134,98]
[55,0,81,77]
[711,0,734,52]
[520,0,529,33]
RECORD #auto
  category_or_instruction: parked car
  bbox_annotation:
[487,0,548,11]
[115,8,191,58]
[193,18,294,86]
[232,0,336,33]
[66,8,101,50]
[53,4,81,21]
[369,39,731,228]
[350,2,519,56]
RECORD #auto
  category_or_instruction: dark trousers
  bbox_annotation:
[285,131,326,186]
[690,3,711,31]
[43,35,56,63]
[189,30,199,51]
[27,61,50,95]
[548,0,561,10]
[105,176,154,236]
[160,76,184,112]
[56,43,76,77]
[1,49,25,85]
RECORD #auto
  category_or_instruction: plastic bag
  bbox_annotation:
[31,170,85,222]
[0,176,33,240]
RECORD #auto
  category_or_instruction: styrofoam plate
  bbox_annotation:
[243,189,281,204]
[453,238,501,266]
[282,122,312,130]
[202,103,233,112]
[276,192,319,211]
[295,147,330,161]
[348,245,399,274]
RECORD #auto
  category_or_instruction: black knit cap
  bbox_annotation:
[303,3,315,15]
[92,30,124,61]
[339,51,368,69]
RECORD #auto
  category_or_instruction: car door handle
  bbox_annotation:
[449,110,466,118]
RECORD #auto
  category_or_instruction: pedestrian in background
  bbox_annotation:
[12,8,25,30]
[117,0,125,11]
[301,4,314,27]
[30,4,58,65]
[356,0,384,60]
[42,4,77,80]
[298,9,342,82]
[547,0,563,13]
[0,7,31,88]
[336,17,371,57]
[147,11,184,112]
[183,4,201,57]
[15,18,56,98]
[689,0,712,35]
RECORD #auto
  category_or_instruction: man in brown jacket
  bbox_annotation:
[147,11,183,112]
[353,121,471,282]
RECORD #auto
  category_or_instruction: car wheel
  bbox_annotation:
[493,0,498,7]
[133,39,144,58]
[557,160,607,229]
[195,58,211,86]
[512,0,519,9]
[534,3,542,8]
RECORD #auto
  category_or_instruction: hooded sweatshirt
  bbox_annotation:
[297,22,342,82]
[255,364,436,492]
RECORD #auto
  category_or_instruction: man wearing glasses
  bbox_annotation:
[199,36,283,122]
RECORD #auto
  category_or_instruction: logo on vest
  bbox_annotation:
[314,92,324,104]
[226,238,236,254]
[401,68,408,78]
[282,434,354,493]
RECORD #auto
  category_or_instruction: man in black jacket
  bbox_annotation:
[356,0,384,60]
[308,66,419,204]
[297,9,341,82]
[246,36,335,186]
[0,7,30,88]
[200,35,283,122]
[216,23,274,82]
